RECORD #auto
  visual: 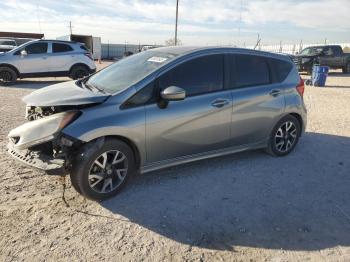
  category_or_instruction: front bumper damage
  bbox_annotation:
[7,141,65,172]
[7,111,82,175]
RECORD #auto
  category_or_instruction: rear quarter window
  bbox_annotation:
[268,58,292,83]
[80,45,89,51]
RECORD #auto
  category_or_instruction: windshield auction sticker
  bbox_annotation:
[147,57,168,63]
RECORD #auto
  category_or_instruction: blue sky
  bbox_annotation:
[0,0,349,45]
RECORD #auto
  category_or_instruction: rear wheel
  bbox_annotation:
[266,115,301,156]
[0,66,17,86]
[70,138,136,201]
[70,65,90,80]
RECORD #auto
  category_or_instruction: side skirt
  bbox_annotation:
[20,71,70,78]
[141,140,267,174]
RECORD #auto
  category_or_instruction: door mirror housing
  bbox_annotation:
[20,50,28,57]
[161,86,186,101]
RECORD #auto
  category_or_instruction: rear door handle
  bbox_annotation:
[269,89,281,97]
[211,98,230,108]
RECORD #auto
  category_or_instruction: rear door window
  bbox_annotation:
[323,47,334,56]
[25,43,48,54]
[159,54,224,96]
[332,46,342,56]
[234,54,270,88]
[53,43,73,53]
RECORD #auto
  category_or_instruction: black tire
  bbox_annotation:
[306,66,312,75]
[342,62,350,74]
[70,65,90,80]
[0,66,17,86]
[70,138,136,201]
[265,115,301,157]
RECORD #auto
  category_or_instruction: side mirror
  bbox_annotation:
[161,86,186,101]
[20,50,28,57]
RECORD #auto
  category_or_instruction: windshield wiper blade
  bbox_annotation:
[85,82,107,94]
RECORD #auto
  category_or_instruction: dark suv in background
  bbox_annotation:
[292,45,350,74]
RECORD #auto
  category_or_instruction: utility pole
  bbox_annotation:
[69,21,73,35]
[36,4,42,34]
[174,0,179,45]
[254,33,261,50]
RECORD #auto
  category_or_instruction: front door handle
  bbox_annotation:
[211,98,230,108]
[269,89,281,97]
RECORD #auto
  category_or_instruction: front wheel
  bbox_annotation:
[342,62,350,74]
[70,65,90,80]
[0,66,17,86]
[265,115,301,157]
[70,138,136,201]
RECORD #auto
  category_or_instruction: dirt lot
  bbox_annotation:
[1,64,350,261]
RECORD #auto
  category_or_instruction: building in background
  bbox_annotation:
[0,31,44,46]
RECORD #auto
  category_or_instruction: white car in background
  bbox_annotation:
[0,40,96,85]
[0,38,17,53]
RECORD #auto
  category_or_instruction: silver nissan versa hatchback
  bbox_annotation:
[7,46,307,200]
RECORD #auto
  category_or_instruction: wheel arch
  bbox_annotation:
[0,63,20,77]
[289,112,303,133]
[82,135,142,171]
[69,63,90,73]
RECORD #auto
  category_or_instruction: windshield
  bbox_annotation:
[0,40,16,46]
[87,50,177,94]
[300,47,323,55]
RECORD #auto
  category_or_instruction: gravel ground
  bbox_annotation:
[0,65,350,261]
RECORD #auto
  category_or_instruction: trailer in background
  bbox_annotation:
[57,34,101,60]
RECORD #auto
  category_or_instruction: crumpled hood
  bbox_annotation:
[23,80,110,106]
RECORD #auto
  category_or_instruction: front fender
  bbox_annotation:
[62,101,146,165]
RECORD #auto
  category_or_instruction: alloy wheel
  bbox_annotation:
[88,150,128,193]
[274,121,297,153]
[0,70,12,82]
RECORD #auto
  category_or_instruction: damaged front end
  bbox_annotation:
[7,80,110,175]
[7,108,82,175]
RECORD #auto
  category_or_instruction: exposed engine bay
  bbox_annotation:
[25,105,84,121]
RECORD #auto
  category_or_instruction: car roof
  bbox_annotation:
[153,46,291,62]
[22,39,81,45]
[306,45,340,49]
[39,39,81,44]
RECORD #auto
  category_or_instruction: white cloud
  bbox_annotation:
[0,0,349,45]
[242,0,350,31]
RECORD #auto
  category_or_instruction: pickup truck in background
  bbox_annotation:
[291,45,350,74]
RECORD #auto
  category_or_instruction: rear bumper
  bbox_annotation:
[7,141,65,173]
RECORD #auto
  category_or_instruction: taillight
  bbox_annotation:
[84,53,93,60]
[296,77,305,97]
